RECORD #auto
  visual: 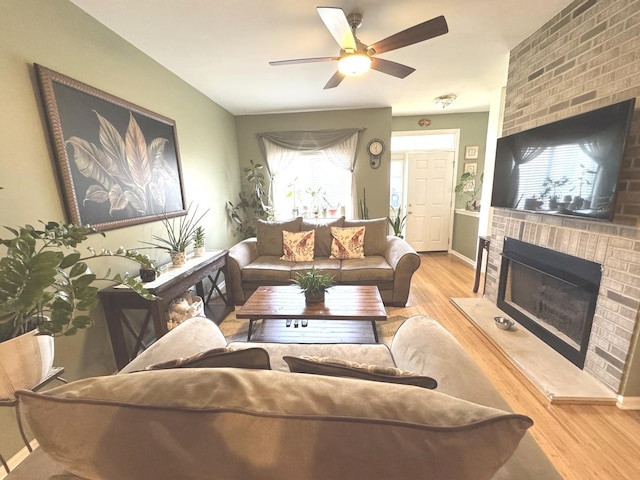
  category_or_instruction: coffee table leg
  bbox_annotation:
[247,319,254,341]
[372,321,379,343]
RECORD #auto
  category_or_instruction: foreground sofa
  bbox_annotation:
[9,315,561,479]
[228,217,421,306]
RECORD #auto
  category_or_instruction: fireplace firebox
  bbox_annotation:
[498,237,602,368]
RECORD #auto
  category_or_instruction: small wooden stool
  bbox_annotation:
[473,236,490,294]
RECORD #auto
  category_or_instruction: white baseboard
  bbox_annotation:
[0,440,38,479]
[617,395,640,410]
[448,249,475,267]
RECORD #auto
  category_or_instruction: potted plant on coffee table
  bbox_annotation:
[140,204,208,266]
[293,267,335,304]
[0,221,156,399]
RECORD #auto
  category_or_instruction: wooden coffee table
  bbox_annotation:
[236,285,387,342]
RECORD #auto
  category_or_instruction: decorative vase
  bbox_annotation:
[139,267,157,283]
[194,246,205,257]
[170,251,186,267]
[304,290,325,304]
[0,330,55,400]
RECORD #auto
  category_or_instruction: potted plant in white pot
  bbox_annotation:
[140,204,208,266]
[293,267,335,304]
[0,221,155,399]
[193,226,205,257]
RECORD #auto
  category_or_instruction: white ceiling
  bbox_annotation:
[70,0,568,116]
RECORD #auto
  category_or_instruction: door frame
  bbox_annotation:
[391,129,460,251]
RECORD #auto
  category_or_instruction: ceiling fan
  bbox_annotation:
[269,7,448,89]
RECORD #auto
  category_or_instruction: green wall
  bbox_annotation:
[0,0,240,459]
[235,108,393,220]
[392,112,489,260]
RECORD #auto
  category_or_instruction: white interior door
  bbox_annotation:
[406,151,455,252]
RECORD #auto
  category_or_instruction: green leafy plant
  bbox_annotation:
[455,171,484,202]
[389,206,407,238]
[292,267,335,300]
[193,226,205,249]
[141,203,208,253]
[540,176,569,201]
[226,160,273,238]
[0,222,155,342]
[359,188,369,220]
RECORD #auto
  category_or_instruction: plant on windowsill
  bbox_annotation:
[540,176,569,210]
[389,206,407,238]
[292,267,335,304]
[140,204,208,267]
[0,221,156,398]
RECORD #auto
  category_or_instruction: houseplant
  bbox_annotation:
[455,171,484,211]
[389,206,407,238]
[193,226,206,257]
[292,267,335,304]
[140,204,208,266]
[226,160,273,238]
[540,176,569,210]
[0,221,155,397]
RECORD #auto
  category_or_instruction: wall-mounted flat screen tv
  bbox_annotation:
[491,98,636,221]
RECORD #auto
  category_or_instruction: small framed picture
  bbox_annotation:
[464,162,478,175]
[465,145,479,160]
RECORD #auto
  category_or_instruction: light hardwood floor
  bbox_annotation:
[397,252,640,480]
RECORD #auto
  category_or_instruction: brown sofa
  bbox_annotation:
[227,217,421,306]
[9,315,562,479]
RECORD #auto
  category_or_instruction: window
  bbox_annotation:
[271,151,352,219]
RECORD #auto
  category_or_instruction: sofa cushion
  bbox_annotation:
[256,217,302,256]
[283,355,437,389]
[344,217,388,256]
[17,368,533,480]
[243,257,292,283]
[290,258,342,281]
[281,230,315,261]
[330,226,365,259]
[144,347,271,371]
[300,217,345,257]
[341,256,394,282]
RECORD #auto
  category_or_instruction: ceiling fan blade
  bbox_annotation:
[323,71,345,89]
[270,57,338,66]
[368,15,448,55]
[317,7,357,50]
[370,57,415,78]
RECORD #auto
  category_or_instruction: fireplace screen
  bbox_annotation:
[498,237,601,368]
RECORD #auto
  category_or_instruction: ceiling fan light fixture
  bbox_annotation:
[338,53,371,76]
[434,94,457,109]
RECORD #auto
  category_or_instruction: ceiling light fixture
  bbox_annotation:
[434,94,457,109]
[338,51,372,76]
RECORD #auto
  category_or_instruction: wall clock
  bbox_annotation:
[367,138,385,169]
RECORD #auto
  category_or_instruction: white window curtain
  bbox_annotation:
[257,128,364,217]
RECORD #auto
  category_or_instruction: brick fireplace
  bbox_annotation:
[485,210,640,392]
[484,0,640,396]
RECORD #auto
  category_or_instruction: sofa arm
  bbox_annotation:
[385,236,420,306]
[228,237,258,304]
[118,317,227,373]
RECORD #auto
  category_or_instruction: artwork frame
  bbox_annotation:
[464,162,478,175]
[464,145,479,160]
[35,64,187,231]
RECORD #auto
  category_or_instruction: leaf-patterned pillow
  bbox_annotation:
[330,226,365,259]
[281,230,315,262]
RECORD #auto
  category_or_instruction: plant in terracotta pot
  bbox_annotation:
[293,267,335,304]
[140,204,208,266]
[0,221,155,398]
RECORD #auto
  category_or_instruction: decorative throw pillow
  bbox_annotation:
[281,230,315,262]
[256,217,303,256]
[330,226,366,259]
[283,355,437,389]
[143,347,271,371]
[343,218,387,256]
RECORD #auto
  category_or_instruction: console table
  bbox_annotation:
[99,250,233,370]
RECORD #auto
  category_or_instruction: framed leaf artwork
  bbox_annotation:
[35,64,187,231]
